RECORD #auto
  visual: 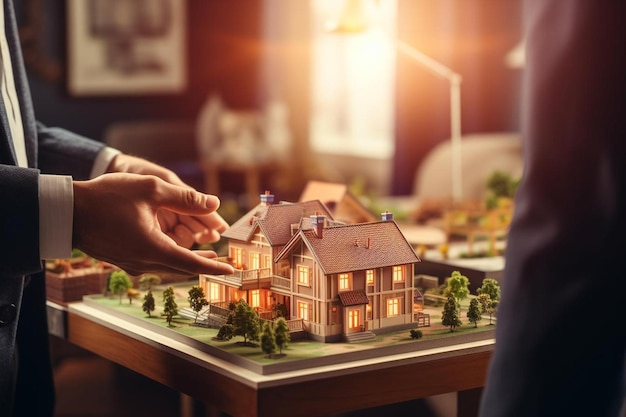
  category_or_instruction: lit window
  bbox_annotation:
[250,252,260,270]
[392,266,404,282]
[298,301,310,320]
[387,297,400,317]
[251,290,260,308]
[366,269,374,285]
[339,273,351,291]
[230,247,243,268]
[366,303,372,320]
[298,265,310,286]
[209,282,220,302]
[263,254,271,268]
[310,0,397,158]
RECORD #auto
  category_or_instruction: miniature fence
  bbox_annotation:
[423,293,448,306]
[208,303,230,318]
[414,312,431,327]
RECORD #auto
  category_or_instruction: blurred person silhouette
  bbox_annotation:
[480,2,625,416]
[0,1,233,415]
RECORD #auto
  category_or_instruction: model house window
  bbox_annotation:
[250,252,260,270]
[251,289,260,308]
[366,269,374,286]
[298,301,310,320]
[263,254,271,269]
[209,282,220,302]
[230,247,243,268]
[338,273,351,291]
[309,0,396,158]
[366,303,372,320]
[387,297,400,317]
[298,265,310,286]
[392,266,404,282]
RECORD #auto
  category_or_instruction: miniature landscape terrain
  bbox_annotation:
[82,281,496,376]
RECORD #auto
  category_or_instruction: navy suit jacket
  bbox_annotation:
[0,1,105,415]
[480,2,626,416]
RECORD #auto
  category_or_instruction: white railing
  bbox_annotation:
[271,275,291,289]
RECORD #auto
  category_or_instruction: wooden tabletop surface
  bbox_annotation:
[61,302,493,417]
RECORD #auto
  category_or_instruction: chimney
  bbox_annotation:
[381,211,393,221]
[310,213,325,238]
[260,190,275,206]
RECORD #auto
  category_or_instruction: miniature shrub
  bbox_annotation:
[216,324,234,340]
[410,329,423,340]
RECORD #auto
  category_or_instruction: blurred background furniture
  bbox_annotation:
[383,132,523,251]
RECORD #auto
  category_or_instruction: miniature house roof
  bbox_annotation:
[338,290,370,306]
[299,180,376,224]
[276,219,420,275]
[222,198,334,247]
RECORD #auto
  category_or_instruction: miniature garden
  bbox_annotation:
[84,268,500,373]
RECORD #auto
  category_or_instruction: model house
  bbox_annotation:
[199,192,421,342]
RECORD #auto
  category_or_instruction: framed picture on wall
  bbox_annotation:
[67,0,186,96]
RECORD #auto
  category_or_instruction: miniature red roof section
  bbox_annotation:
[276,216,420,275]
[222,192,334,246]
[338,290,370,306]
[299,180,376,224]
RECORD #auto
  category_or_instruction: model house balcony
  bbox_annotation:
[270,275,291,290]
[209,258,273,289]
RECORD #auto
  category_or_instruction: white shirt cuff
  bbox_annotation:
[90,146,121,179]
[39,174,73,260]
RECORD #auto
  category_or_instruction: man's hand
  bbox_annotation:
[72,173,234,277]
[106,154,226,247]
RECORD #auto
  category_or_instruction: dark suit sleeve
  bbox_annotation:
[0,165,41,276]
[37,122,106,180]
[479,2,626,417]
[0,124,106,275]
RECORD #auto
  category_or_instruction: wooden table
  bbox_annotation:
[48,301,493,417]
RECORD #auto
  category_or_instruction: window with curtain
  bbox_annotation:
[309,0,397,159]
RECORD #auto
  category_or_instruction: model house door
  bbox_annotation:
[348,309,360,332]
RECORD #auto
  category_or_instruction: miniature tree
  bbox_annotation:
[260,321,277,358]
[441,296,462,332]
[466,298,482,328]
[139,274,161,291]
[232,299,260,345]
[188,286,209,324]
[477,278,501,305]
[274,317,290,354]
[485,170,519,207]
[443,271,470,311]
[273,303,288,319]
[477,293,497,325]
[162,286,178,327]
[108,270,133,304]
[142,290,155,317]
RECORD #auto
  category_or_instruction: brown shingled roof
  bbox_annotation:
[222,200,333,246]
[277,220,420,275]
[338,290,370,306]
